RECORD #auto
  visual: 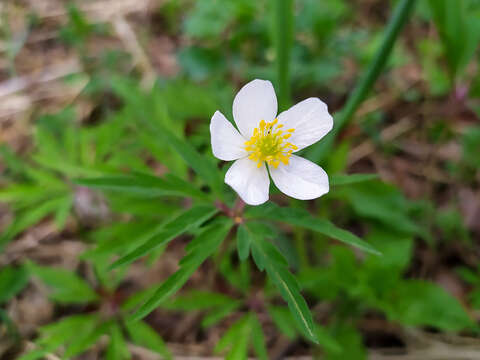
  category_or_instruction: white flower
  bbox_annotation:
[210,79,333,206]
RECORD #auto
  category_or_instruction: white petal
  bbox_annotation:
[233,79,278,139]
[210,111,247,161]
[277,98,333,151]
[225,158,270,205]
[269,155,329,200]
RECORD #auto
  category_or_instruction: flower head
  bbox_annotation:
[210,79,333,205]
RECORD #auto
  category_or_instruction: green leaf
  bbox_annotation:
[214,313,269,359]
[85,221,159,258]
[215,315,250,359]
[106,324,130,360]
[163,290,237,311]
[75,172,207,200]
[110,204,218,269]
[0,145,26,177]
[250,314,269,360]
[315,325,342,354]
[130,218,232,321]
[247,203,380,255]
[340,181,418,235]
[330,173,378,186]
[184,0,236,40]
[125,320,172,360]
[246,223,318,344]
[64,321,112,358]
[53,194,73,231]
[268,306,298,339]
[201,301,242,328]
[134,105,222,194]
[26,261,98,304]
[0,265,29,304]
[428,0,480,77]
[17,350,49,360]
[386,280,474,331]
[36,314,99,353]
[0,195,69,249]
[236,225,251,261]
[326,323,365,360]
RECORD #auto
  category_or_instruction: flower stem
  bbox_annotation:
[271,0,294,111]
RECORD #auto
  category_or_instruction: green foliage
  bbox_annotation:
[130,218,233,321]
[330,173,378,186]
[109,204,218,269]
[125,320,172,360]
[307,0,417,162]
[236,224,252,261]
[0,265,29,304]
[20,314,100,359]
[300,229,473,334]
[326,324,366,360]
[75,172,208,200]
[163,290,239,311]
[59,4,106,46]
[184,0,237,39]
[3,1,478,358]
[215,314,268,360]
[338,180,419,235]
[417,38,451,96]
[105,325,130,360]
[436,207,471,244]
[386,280,473,331]
[26,261,98,304]
[240,222,318,343]
[458,266,480,309]
[159,290,243,330]
[247,202,380,255]
[428,0,480,78]
[462,126,480,169]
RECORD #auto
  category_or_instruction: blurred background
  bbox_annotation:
[1,0,480,359]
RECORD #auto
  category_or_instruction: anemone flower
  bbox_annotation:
[210,79,333,205]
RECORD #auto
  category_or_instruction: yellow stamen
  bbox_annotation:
[244,119,297,168]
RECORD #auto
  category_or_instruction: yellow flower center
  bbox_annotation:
[244,118,298,169]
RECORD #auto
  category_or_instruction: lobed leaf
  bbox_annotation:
[63,321,113,358]
[110,204,218,269]
[75,172,207,200]
[26,261,98,304]
[243,223,318,343]
[134,105,223,195]
[130,218,232,321]
[125,320,172,360]
[247,203,380,255]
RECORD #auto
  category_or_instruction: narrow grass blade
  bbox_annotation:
[307,0,417,162]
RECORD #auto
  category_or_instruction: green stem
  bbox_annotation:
[307,0,417,162]
[271,0,294,111]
